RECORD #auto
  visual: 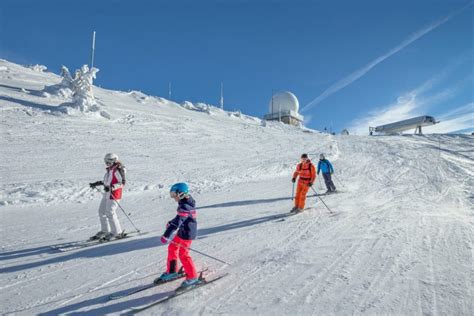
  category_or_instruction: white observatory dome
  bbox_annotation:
[269,91,299,114]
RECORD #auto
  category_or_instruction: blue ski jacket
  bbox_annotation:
[163,195,197,240]
[317,159,334,174]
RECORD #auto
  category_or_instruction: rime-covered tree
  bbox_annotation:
[71,65,100,111]
[42,65,74,98]
[59,66,73,88]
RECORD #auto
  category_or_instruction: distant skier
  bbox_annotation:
[154,183,200,289]
[89,153,127,241]
[317,153,336,194]
[291,153,316,213]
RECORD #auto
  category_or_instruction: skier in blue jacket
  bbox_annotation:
[154,183,199,289]
[317,154,336,193]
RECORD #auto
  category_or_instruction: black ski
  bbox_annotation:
[108,268,208,300]
[274,212,298,222]
[274,207,315,222]
[49,239,106,252]
[109,283,160,301]
[130,273,229,313]
[51,231,146,252]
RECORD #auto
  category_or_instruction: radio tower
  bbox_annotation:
[220,82,224,110]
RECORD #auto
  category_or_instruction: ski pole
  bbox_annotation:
[94,187,141,233]
[333,174,345,188]
[168,238,232,266]
[115,199,141,233]
[310,187,334,214]
[291,181,295,201]
[195,237,213,248]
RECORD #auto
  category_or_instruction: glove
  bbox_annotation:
[160,236,168,244]
[89,181,103,188]
[103,186,110,192]
[291,178,296,183]
[308,183,313,187]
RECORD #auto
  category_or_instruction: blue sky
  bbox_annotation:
[1,0,472,133]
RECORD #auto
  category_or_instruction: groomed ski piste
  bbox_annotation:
[1,59,472,315]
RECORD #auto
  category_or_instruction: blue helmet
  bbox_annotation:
[170,182,189,199]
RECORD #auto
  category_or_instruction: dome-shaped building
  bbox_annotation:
[264,91,304,126]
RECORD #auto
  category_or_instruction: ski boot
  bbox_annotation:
[176,278,202,292]
[153,267,185,284]
[115,231,127,239]
[176,271,205,292]
[89,231,106,241]
[290,206,298,213]
[99,233,114,242]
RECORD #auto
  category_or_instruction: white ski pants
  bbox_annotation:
[98,196,123,235]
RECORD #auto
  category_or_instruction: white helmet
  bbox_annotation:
[319,153,325,160]
[104,153,118,165]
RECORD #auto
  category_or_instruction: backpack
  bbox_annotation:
[298,162,313,178]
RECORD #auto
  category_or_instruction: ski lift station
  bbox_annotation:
[369,116,439,135]
[264,91,304,126]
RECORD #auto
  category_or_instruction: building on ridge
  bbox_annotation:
[264,91,304,126]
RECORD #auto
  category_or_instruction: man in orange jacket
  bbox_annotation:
[291,153,316,213]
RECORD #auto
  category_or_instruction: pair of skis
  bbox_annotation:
[273,206,318,222]
[131,273,229,313]
[50,231,146,252]
[108,267,204,300]
[108,268,228,313]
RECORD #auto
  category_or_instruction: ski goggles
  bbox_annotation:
[170,191,187,199]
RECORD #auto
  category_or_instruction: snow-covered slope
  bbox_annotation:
[1,59,472,315]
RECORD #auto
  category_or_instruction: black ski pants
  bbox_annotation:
[322,173,336,192]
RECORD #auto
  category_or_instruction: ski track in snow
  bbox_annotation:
[1,59,472,315]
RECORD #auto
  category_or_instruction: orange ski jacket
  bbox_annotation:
[293,160,316,183]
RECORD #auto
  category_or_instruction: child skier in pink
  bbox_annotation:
[154,183,199,289]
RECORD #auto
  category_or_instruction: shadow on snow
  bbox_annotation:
[38,287,174,315]
[0,95,64,112]
[198,194,319,210]
[1,209,290,274]
[1,194,323,271]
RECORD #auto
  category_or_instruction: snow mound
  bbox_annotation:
[29,64,48,72]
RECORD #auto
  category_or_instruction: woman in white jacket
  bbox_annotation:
[89,153,127,241]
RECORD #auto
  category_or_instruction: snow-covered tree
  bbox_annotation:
[70,65,100,111]
[58,64,101,114]
[42,65,74,98]
[181,101,197,110]
[182,101,214,114]
[59,66,73,88]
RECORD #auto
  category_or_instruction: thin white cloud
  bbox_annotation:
[426,106,474,133]
[302,2,472,112]
[347,74,459,135]
[438,102,473,120]
[426,102,474,133]
[348,91,421,135]
[349,91,472,135]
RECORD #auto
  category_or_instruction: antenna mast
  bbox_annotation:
[220,82,224,110]
[271,89,274,119]
[90,31,96,68]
